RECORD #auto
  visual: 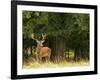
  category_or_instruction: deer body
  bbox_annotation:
[40,47,51,57]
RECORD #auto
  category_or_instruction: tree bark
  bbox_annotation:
[51,36,66,63]
[74,48,82,61]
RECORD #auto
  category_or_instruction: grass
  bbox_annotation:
[23,50,89,69]
[23,59,89,69]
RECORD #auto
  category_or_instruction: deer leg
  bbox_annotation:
[48,56,50,62]
[46,55,50,62]
[36,54,39,62]
[45,56,48,62]
[39,56,42,63]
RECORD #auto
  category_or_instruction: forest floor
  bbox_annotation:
[23,58,89,69]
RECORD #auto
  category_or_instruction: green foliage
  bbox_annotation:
[22,11,90,61]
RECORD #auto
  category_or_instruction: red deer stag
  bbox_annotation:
[31,33,51,62]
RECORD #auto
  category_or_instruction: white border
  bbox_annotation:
[17,5,95,75]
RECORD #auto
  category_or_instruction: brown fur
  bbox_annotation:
[40,47,51,57]
[37,47,51,62]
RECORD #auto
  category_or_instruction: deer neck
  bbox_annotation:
[36,45,43,51]
[36,45,42,54]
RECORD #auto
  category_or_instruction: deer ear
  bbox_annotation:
[41,40,45,43]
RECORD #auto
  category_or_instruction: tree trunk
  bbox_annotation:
[74,48,82,61]
[51,36,66,63]
[66,48,70,61]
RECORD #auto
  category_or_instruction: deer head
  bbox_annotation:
[31,33,46,47]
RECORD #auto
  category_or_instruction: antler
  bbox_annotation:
[31,33,37,41]
[41,33,46,40]
[31,33,46,41]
